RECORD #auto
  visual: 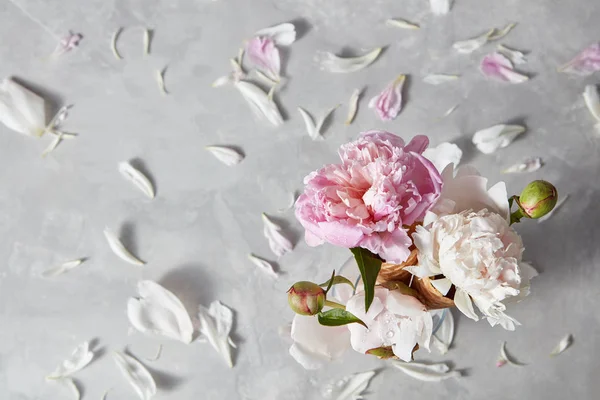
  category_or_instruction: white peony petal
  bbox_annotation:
[453,29,493,54]
[198,301,236,368]
[143,28,151,55]
[60,378,80,400]
[538,194,569,223]
[320,48,383,73]
[0,78,47,137]
[212,75,231,88]
[454,289,479,321]
[488,23,517,41]
[550,334,573,356]
[502,157,543,173]
[255,22,296,46]
[497,44,527,64]
[235,81,283,126]
[498,341,527,367]
[430,278,452,296]
[206,146,244,166]
[441,104,459,117]
[127,280,194,343]
[111,28,123,60]
[392,361,461,381]
[324,370,376,400]
[156,67,168,95]
[262,213,293,257]
[431,311,454,354]
[248,253,279,279]
[42,258,86,278]
[103,227,146,266]
[429,0,452,15]
[472,124,525,154]
[118,162,155,199]
[345,88,361,125]
[422,142,462,173]
[385,18,420,30]
[297,107,318,139]
[583,84,600,122]
[47,341,94,379]
[423,74,459,85]
[113,352,156,400]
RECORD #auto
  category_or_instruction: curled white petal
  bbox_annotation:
[119,162,155,199]
[550,334,573,356]
[497,44,527,64]
[385,19,420,30]
[454,289,479,321]
[262,213,293,257]
[206,146,244,166]
[345,88,361,125]
[113,352,156,400]
[472,124,525,154]
[502,157,543,174]
[156,67,168,95]
[42,258,86,278]
[198,301,236,368]
[499,341,527,367]
[143,28,151,55]
[248,253,279,279]
[127,280,194,343]
[255,22,296,46]
[235,81,283,126]
[298,105,339,140]
[111,28,123,60]
[392,361,461,381]
[453,29,493,54]
[429,0,452,15]
[583,84,600,122]
[431,311,454,354]
[47,341,94,379]
[423,74,459,85]
[320,48,383,73]
[60,378,80,400]
[103,227,146,266]
[422,142,462,173]
[0,78,47,137]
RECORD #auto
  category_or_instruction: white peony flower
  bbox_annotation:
[345,287,432,362]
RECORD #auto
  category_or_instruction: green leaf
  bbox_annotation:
[366,346,396,359]
[317,309,367,328]
[318,275,355,291]
[350,247,382,312]
[323,270,336,294]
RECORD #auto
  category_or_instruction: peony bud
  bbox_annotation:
[518,180,558,219]
[287,281,325,316]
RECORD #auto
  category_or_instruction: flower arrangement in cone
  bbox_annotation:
[286,131,558,369]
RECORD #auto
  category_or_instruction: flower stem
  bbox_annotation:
[324,300,345,309]
[510,208,526,225]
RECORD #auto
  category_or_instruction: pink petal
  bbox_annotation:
[245,37,281,80]
[480,52,528,83]
[53,31,83,56]
[560,43,600,76]
[368,75,406,121]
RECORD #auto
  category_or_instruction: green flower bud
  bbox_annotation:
[518,180,558,219]
[287,281,325,316]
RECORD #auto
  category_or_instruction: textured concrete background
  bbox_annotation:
[1,0,599,399]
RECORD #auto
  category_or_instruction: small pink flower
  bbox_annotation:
[368,74,406,121]
[480,53,528,83]
[295,131,442,264]
[560,43,600,76]
[245,37,281,81]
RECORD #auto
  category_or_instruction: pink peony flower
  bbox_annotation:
[295,131,442,263]
[368,74,405,121]
[245,36,281,81]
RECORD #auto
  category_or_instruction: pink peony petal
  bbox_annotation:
[480,52,528,83]
[245,37,281,81]
[559,43,600,75]
[368,75,406,121]
[53,31,83,57]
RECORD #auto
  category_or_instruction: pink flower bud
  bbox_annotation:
[287,281,325,316]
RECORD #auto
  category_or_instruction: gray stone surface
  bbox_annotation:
[1,0,599,399]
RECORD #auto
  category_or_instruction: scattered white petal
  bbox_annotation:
[118,162,155,199]
[262,213,293,258]
[538,194,569,223]
[0,78,47,137]
[141,345,163,362]
[392,361,461,381]
[298,105,339,140]
[206,146,244,166]
[429,0,452,15]
[127,280,194,343]
[583,84,600,122]
[212,75,231,88]
[255,22,296,46]
[453,29,493,54]
[454,288,479,321]
[42,258,86,278]
[103,227,146,266]
[441,104,459,117]
[472,124,526,154]
[431,312,454,355]
[497,44,527,64]
[550,334,573,356]
[47,341,94,379]
[323,370,376,400]
[111,28,123,60]
[248,253,279,279]
[498,341,527,367]
[480,52,529,83]
[422,142,462,172]
[385,18,420,30]
[235,80,283,126]
[488,23,517,41]
[41,133,65,157]
[198,301,236,368]
[113,352,156,400]
[143,28,151,55]
[60,378,80,400]
[345,88,361,125]
[423,74,459,85]
[156,67,168,95]
[320,48,383,73]
[502,157,543,173]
